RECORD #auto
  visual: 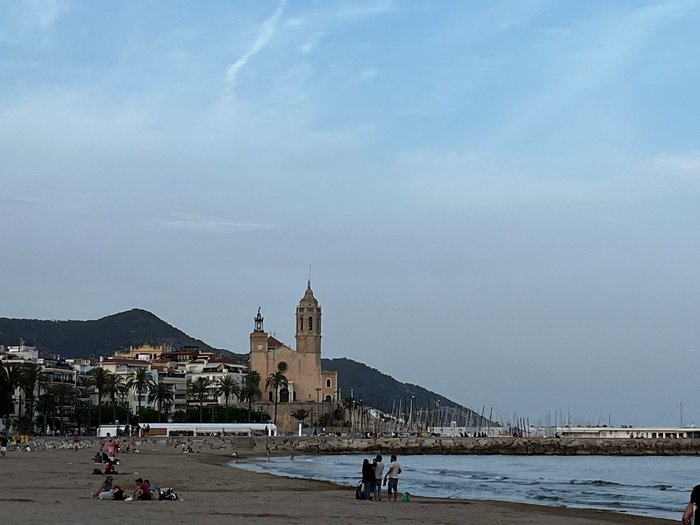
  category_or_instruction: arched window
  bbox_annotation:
[308,316,313,330]
[326,378,332,388]
[280,388,290,403]
[299,317,303,331]
[325,394,332,402]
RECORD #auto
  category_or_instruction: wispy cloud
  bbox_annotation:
[149,214,276,233]
[653,150,700,179]
[287,0,397,27]
[225,0,287,93]
[0,0,70,45]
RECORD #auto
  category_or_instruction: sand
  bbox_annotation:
[0,443,677,525]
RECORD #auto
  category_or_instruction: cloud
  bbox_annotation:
[286,0,397,27]
[225,0,287,93]
[0,0,70,44]
[149,214,276,233]
[653,150,700,179]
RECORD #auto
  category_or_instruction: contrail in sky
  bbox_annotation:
[225,0,286,91]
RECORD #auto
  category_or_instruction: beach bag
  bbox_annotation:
[355,482,364,500]
[159,488,179,501]
[402,492,410,502]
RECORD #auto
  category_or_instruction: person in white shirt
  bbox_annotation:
[373,455,384,501]
[383,454,402,502]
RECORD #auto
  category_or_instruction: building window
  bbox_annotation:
[326,378,331,388]
[277,361,288,373]
[308,316,313,330]
[299,317,303,331]
[325,395,332,402]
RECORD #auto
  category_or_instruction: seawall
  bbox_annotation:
[25,435,700,456]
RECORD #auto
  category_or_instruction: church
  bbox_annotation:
[249,281,338,405]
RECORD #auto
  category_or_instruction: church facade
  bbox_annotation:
[249,282,338,404]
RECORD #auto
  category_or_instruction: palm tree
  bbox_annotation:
[126,368,152,418]
[240,370,261,423]
[265,371,288,427]
[53,383,75,434]
[147,381,174,423]
[0,362,15,429]
[290,408,310,434]
[214,376,240,422]
[20,363,43,432]
[188,377,211,423]
[89,367,111,426]
[36,385,57,434]
[104,373,124,423]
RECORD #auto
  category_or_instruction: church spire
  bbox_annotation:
[254,307,264,332]
[296,281,321,354]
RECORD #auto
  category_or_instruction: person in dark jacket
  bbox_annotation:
[683,485,700,525]
[361,458,376,500]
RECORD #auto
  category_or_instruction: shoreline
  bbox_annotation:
[0,443,678,524]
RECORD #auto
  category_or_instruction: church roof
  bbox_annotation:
[267,335,286,349]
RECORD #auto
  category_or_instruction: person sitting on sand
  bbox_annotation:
[94,476,124,500]
[682,485,700,525]
[133,478,152,500]
[104,459,116,475]
[145,479,158,499]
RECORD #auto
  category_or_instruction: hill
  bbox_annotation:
[321,357,489,428]
[0,309,224,358]
[0,309,488,427]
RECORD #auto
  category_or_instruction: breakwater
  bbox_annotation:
[182,435,700,456]
[24,435,700,456]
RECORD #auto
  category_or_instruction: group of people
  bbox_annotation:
[359,454,402,501]
[93,476,159,501]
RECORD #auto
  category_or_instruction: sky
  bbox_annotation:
[1,0,700,427]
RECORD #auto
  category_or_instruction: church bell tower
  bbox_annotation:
[295,280,321,355]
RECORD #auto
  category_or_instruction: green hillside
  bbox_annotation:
[0,308,223,358]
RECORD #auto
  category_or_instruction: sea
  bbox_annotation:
[230,454,700,520]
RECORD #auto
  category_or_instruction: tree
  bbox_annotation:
[265,371,288,427]
[104,373,124,423]
[214,375,240,422]
[0,362,17,429]
[147,381,174,423]
[36,386,57,434]
[188,377,211,423]
[89,368,111,426]
[240,370,261,423]
[126,368,152,417]
[20,363,43,432]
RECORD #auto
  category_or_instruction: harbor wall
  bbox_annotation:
[24,435,700,456]
[249,436,700,456]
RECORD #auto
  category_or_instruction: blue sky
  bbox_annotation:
[1,0,699,426]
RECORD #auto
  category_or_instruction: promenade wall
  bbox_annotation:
[25,435,700,456]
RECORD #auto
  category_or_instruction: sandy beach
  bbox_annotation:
[0,443,678,525]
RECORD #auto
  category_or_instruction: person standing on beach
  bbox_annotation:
[383,454,402,502]
[361,458,375,500]
[682,485,700,525]
[0,433,8,457]
[373,455,384,501]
